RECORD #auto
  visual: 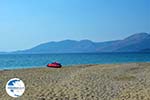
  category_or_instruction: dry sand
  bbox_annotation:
[0,63,150,100]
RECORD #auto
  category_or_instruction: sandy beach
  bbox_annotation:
[0,63,150,100]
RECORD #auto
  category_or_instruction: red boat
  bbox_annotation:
[47,62,62,68]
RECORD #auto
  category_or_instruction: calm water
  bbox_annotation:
[0,53,150,70]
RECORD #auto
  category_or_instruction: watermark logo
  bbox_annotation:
[6,78,25,98]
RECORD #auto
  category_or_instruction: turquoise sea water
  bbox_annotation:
[0,52,150,70]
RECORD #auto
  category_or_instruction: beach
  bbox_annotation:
[0,63,150,100]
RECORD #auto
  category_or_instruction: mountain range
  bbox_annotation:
[6,32,150,54]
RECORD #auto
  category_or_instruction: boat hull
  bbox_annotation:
[47,64,62,68]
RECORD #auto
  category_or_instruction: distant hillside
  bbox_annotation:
[140,48,150,52]
[0,52,8,54]
[97,32,150,52]
[12,32,150,54]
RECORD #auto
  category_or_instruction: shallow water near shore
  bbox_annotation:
[0,52,150,70]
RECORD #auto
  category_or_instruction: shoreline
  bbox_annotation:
[0,63,150,100]
[1,62,150,71]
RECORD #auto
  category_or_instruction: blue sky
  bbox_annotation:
[0,0,149,51]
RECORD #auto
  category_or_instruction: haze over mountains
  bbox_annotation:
[5,32,150,54]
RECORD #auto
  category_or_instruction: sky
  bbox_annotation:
[0,0,149,51]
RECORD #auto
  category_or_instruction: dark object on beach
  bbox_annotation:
[47,62,62,68]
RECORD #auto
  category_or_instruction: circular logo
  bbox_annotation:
[6,78,25,98]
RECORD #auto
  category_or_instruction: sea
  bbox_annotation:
[0,52,150,70]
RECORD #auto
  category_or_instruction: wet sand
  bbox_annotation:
[0,63,150,100]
